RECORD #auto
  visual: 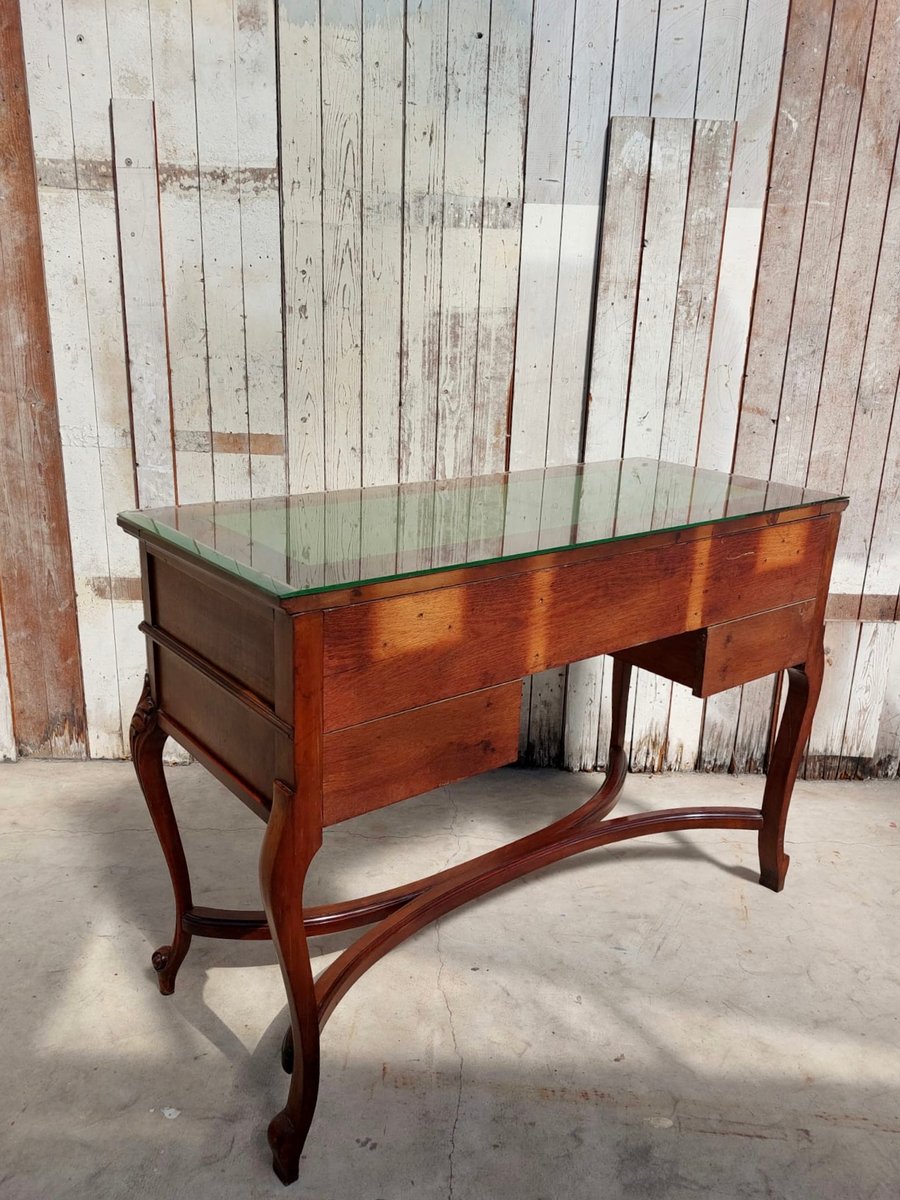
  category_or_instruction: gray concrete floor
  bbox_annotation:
[0,762,898,1200]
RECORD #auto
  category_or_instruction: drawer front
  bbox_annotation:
[700,599,817,695]
[614,599,818,697]
[150,552,276,703]
[322,682,523,826]
[156,647,289,801]
[323,516,831,729]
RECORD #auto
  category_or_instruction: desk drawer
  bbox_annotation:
[613,600,818,697]
[322,681,522,826]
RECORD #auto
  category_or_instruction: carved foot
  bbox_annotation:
[151,937,191,996]
[281,1025,294,1074]
[268,1109,306,1186]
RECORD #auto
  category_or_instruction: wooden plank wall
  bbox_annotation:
[6,0,898,778]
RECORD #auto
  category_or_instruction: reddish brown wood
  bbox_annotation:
[0,0,85,755]
[322,682,523,824]
[615,599,817,697]
[122,494,846,1185]
[316,804,763,1028]
[323,517,831,728]
[129,674,193,993]
[257,614,325,1185]
[150,553,277,701]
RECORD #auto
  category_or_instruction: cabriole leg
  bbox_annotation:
[758,635,825,892]
[129,673,194,994]
[260,782,322,1185]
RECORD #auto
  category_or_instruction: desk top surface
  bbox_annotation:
[118,458,846,599]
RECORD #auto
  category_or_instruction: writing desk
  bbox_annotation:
[119,458,846,1184]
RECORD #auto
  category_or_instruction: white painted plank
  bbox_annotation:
[546,0,616,467]
[105,0,153,96]
[400,0,449,484]
[112,98,177,509]
[698,687,740,771]
[623,117,692,459]
[860,374,900,616]
[63,0,146,749]
[651,0,705,118]
[235,0,286,499]
[733,674,776,774]
[806,620,860,778]
[831,145,900,611]
[509,0,575,469]
[193,0,251,500]
[436,0,490,481]
[696,0,789,471]
[472,0,530,476]
[695,0,747,121]
[769,0,876,488]
[149,0,214,504]
[660,119,734,464]
[279,0,325,493]
[871,624,900,777]
[321,0,363,493]
[841,622,893,768]
[610,0,659,116]
[361,0,403,486]
[585,117,652,459]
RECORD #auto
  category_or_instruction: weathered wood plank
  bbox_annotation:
[623,118,692,458]
[610,0,659,116]
[400,0,449,484]
[112,98,177,509]
[278,0,325,493]
[651,0,705,118]
[584,117,652,459]
[193,0,252,500]
[0,0,85,757]
[471,0,530,476]
[805,619,859,779]
[361,0,403,486]
[435,0,489,483]
[149,0,214,504]
[659,119,734,464]
[545,0,616,467]
[770,0,877,488]
[732,0,832,478]
[839,620,893,777]
[321,0,363,493]
[235,0,286,499]
[697,0,789,472]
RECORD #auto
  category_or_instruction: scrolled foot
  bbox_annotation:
[268,1109,304,1186]
[281,1025,294,1074]
[151,938,191,995]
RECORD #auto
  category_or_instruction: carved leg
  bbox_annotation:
[260,782,323,1185]
[129,674,194,994]
[758,635,825,892]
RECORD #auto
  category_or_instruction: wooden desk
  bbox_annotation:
[119,458,846,1184]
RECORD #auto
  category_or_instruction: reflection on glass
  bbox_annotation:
[119,458,846,599]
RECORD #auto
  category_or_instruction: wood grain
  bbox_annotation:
[0,0,85,756]
[322,681,522,825]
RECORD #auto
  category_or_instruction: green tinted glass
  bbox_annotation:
[119,458,845,599]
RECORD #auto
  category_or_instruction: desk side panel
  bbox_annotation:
[322,516,831,729]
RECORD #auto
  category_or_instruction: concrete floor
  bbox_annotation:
[0,762,898,1200]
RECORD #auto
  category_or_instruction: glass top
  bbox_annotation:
[118,458,845,599]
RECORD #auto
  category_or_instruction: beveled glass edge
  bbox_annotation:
[118,470,848,602]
